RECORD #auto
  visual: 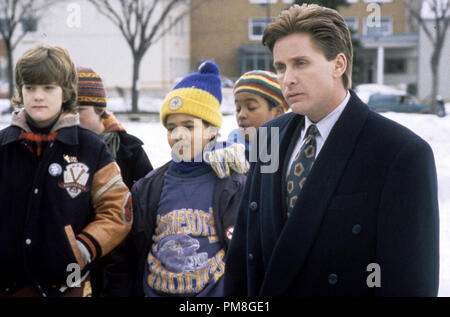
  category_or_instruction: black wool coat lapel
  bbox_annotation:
[257,114,302,268]
[260,95,370,296]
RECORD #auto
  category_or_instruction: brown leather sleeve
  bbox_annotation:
[78,162,132,260]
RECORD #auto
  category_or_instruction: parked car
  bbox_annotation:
[367,93,445,117]
[355,83,405,104]
[221,76,235,88]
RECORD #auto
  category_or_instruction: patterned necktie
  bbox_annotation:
[286,124,319,217]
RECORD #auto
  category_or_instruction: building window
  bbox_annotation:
[249,17,272,41]
[385,59,406,74]
[168,16,186,37]
[344,17,358,32]
[363,17,392,36]
[240,52,274,74]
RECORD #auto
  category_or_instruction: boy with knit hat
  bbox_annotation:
[103,61,246,297]
[76,67,153,190]
[76,66,153,296]
[228,70,288,160]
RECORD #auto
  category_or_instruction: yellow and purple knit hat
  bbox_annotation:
[76,67,107,107]
[161,61,223,128]
[233,70,288,111]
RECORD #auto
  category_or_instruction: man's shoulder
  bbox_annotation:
[365,109,425,146]
[345,91,426,146]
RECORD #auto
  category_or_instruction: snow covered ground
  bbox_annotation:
[0,101,449,296]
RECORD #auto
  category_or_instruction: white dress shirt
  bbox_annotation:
[286,91,351,177]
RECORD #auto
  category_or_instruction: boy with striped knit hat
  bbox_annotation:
[76,66,153,297]
[76,67,153,190]
[228,70,288,160]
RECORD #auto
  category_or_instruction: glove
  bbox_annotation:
[205,141,249,179]
[76,240,92,267]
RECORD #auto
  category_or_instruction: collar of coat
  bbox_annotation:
[2,109,81,146]
[103,113,125,133]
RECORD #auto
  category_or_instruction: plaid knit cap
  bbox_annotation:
[233,70,288,111]
[76,67,107,107]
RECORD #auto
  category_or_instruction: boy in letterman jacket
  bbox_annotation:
[103,61,247,297]
[0,45,132,297]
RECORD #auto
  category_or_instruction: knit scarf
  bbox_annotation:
[102,131,120,159]
[170,152,209,174]
[101,114,125,159]
[18,114,59,158]
[19,130,58,158]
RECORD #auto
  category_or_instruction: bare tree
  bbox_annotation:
[87,0,210,113]
[0,0,60,103]
[404,0,450,115]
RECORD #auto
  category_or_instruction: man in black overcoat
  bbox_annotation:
[224,4,439,297]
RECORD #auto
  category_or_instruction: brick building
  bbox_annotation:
[340,0,420,87]
[191,0,420,89]
[191,0,293,79]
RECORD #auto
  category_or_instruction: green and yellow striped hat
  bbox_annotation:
[233,70,288,111]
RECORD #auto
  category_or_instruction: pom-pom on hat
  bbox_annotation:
[161,61,223,128]
[76,67,107,108]
[233,70,288,112]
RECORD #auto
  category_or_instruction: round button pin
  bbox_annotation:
[328,273,338,285]
[352,224,362,235]
[48,163,62,176]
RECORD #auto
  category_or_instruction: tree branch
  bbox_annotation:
[150,0,210,46]
[141,1,177,54]
[138,0,159,55]
[1,0,62,46]
[404,0,436,45]
[119,0,134,46]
